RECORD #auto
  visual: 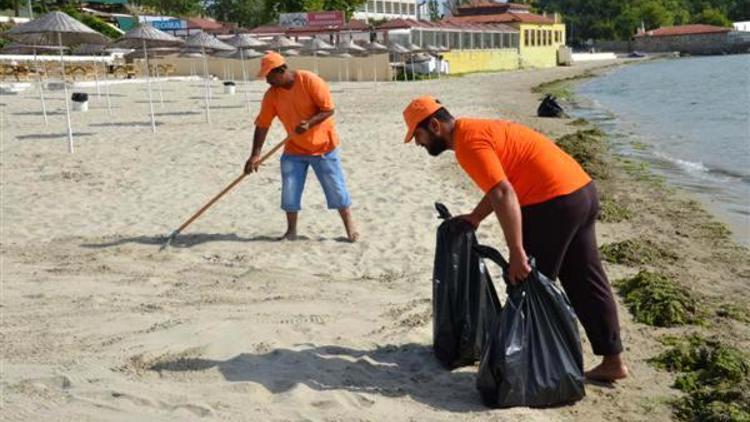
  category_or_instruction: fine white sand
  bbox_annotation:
[1,63,680,421]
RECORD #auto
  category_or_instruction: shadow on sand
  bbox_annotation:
[149,343,486,412]
[80,233,281,249]
[16,132,94,140]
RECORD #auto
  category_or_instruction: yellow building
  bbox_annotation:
[447,1,565,69]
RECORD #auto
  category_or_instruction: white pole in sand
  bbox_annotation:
[202,45,211,124]
[33,48,48,125]
[143,39,156,134]
[240,48,250,111]
[58,33,74,153]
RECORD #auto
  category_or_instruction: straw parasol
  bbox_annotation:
[406,43,423,81]
[225,34,266,110]
[184,32,235,124]
[266,35,303,52]
[112,24,184,132]
[364,40,387,82]
[3,11,110,153]
[336,39,365,80]
[0,42,67,125]
[388,42,410,81]
[303,38,334,75]
[282,48,300,57]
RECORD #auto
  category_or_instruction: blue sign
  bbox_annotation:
[152,19,187,30]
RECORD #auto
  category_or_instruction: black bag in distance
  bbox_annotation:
[537,94,567,118]
[474,244,585,408]
[432,203,501,369]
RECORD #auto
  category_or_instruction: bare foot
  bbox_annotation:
[347,231,360,243]
[277,231,298,241]
[585,355,629,382]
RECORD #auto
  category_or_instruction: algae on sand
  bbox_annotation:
[600,238,679,266]
[614,270,703,327]
[651,335,750,421]
[555,129,610,180]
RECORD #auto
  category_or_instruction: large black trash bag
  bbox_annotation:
[537,94,567,118]
[474,244,585,408]
[432,203,501,369]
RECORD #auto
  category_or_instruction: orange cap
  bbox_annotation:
[257,51,286,78]
[402,96,442,143]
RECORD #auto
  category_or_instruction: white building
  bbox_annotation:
[352,0,422,21]
[733,21,750,32]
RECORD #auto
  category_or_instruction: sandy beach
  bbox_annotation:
[2,60,748,421]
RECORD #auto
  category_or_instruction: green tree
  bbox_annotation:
[427,0,442,21]
[208,0,266,28]
[694,7,732,26]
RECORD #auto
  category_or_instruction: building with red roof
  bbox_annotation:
[633,24,746,55]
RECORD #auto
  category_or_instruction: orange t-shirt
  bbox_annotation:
[255,70,339,156]
[453,118,591,207]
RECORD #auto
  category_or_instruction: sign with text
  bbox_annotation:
[279,11,344,28]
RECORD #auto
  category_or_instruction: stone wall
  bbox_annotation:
[633,32,737,55]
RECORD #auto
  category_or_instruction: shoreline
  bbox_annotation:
[532,62,750,420]
[567,57,749,247]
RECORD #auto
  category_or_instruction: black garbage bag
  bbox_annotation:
[432,203,501,369]
[71,92,89,103]
[474,244,585,408]
[537,94,567,118]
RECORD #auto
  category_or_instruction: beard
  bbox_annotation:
[425,130,449,156]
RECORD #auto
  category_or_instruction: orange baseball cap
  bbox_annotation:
[257,51,286,78]
[402,96,442,143]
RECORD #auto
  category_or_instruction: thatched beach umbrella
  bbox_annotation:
[364,40,387,82]
[112,24,184,133]
[388,42,410,81]
[303,38,334,75]
[0,42,67,125]
[282,49,300,57]
[267,35,303,52]
[225,34,266,110]
[336,40,365,81]
[184,32,235,124]
[3,11,110,153]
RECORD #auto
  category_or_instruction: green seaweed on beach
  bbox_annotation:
[614,271,703,327]
[598,196,632,223]
[651,335,750,421]
[532,72,596,101]
[567,118,589,127]
[600,238,679,266]
[555,129,610,180]
[716,303,750,323]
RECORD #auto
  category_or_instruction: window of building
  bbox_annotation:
[524,29,529,47]
[376,0,384,13]
[548,30,552,45]
[530,29,534,46]
[408,3,415,15]
[461,32,471,49]
[450,32,460,49]
[472,32,480,49]
[385,2,392,13]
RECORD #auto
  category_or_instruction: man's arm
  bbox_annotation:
[244,126,270,174]
[295,109,334,134]
[487,180,531,283]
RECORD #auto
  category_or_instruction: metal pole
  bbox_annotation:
[202,45,211,124]
[103,60,112,116]
[155,61,164,107]
[240,48,250,111]
[58,33,74,153]
[33,48,47,125]
[143,39,156,134]
[27,0,33,19]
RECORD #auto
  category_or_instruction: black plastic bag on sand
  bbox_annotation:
[474,244,585,408]
[432,203,502,369]
[537,94,567,118]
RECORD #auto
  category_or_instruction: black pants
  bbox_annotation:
[522,182,623,356]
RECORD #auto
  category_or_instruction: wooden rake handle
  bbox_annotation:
[168,138,289,239]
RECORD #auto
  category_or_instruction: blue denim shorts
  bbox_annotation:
[280,148,352,212]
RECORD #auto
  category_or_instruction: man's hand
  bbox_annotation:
[244,154,261,174]
[508,249,532,284]
[454,213,481,229]
[294,120,310,134]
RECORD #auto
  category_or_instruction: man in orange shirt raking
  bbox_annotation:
[245,52,358,242]
[402,96,628,382]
